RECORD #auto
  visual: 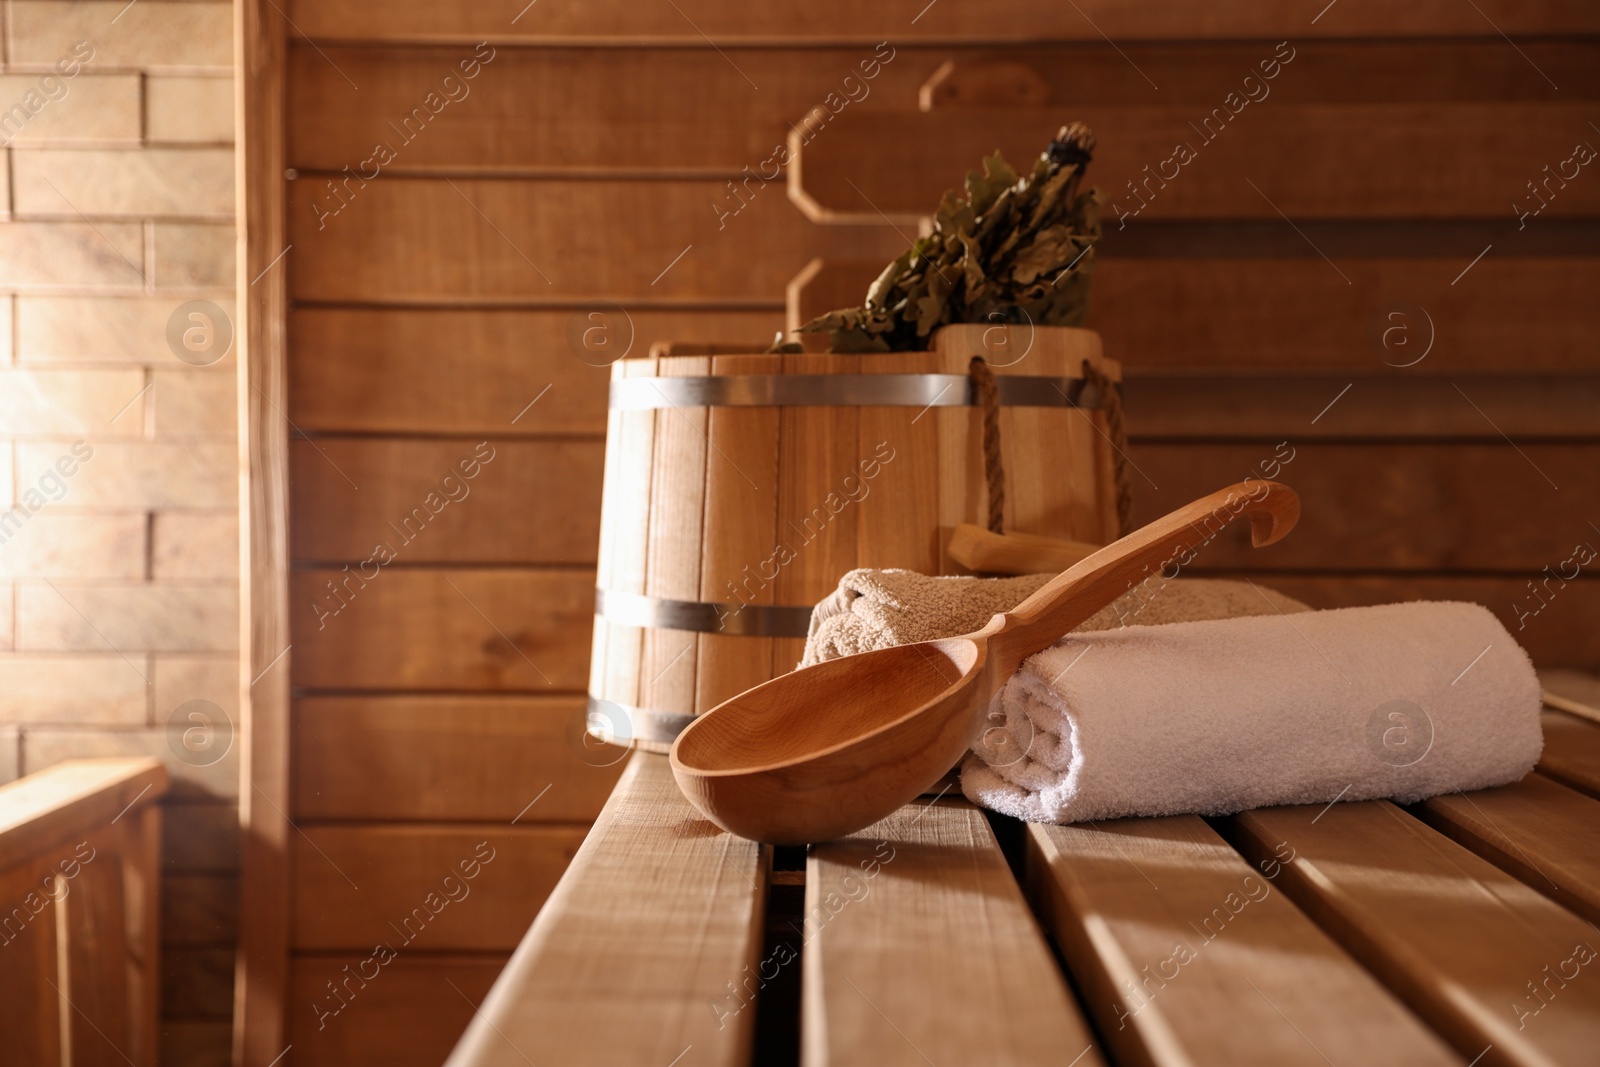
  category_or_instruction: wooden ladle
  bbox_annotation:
[670,480,1300,844]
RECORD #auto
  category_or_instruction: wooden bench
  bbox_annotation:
[0,758,170,1067]
[447,694,1600,1066]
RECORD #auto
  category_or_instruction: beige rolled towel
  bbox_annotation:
[801,569,1309,668]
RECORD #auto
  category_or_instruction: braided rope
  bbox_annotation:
[968,356,1006,534]
[1081,358,1134,537]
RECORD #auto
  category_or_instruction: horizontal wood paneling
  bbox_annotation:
[290,568,593,690]
[1096,258,1600,372]
[288,1,1600,43]
[287,176,904,303]
[292,825,585,950]
[163,947,234,1020]
[288,308,778,435]
[1131,442,1598,570]
[797,105,1600,223]
[288,43,1599,175]
[1125,374,1600,435]
[289,46,931,175]
[163,873,239,947]
[799,258,1600,372]
[162,800,239,873]
[1234,575,1600,668]
[287,954,505,1067]
[292,696,626,821]
[291,439,603,564]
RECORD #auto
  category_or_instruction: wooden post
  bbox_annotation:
[235,0,293,1064]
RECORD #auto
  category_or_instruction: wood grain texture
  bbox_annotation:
[238,0,294,1061]
[287,176,903,303]
[637,356,710,720]
[288,308,781,436]
[0,758,169,862]
[1228,800,1600,1066]
[796,258,1600,373]
[694,353,781,713]
[288,1,1600,42]
[292,825,586,951]
[288,954,506,1067]
[1027,815,1458,1067]
[773,350,859,674]
[804,799,1105,1067]
[1125,374,1600,436]
[292,696,626,822]
[591,356,658,724]
[1538,710,1600,798]
[1414,773,1600,925]
[291,438,603,564]
[854,352,940,574]
[0,851,62,1065]
[443,753,766,1067]
[1096,258,1600,372]
[795,105,1600,223]
[290,568,593,691]
[287,44,1598,172]
[1130,442,1600,571]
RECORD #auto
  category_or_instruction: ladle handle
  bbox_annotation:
[983,480,1300,677]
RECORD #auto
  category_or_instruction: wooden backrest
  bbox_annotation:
[0,759,169,1067]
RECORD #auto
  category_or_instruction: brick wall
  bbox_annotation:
[0,3,238,1063]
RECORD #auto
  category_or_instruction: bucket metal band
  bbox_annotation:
[609,373,1103,411]
[585,695,695,746]
[595,587,815,638]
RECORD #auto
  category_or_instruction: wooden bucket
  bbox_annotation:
[588,324,1124,752]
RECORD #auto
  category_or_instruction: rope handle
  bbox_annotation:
[969,355,1133,541]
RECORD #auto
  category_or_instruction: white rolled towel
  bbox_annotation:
[961,601,1543,824]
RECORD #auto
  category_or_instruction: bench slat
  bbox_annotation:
[1229,800,1600,1065]
[1415,773,1600,926]
[1538,710,1600,798]
[443,752,766,1067]
[1027,815,1457,1066]
[804,798,1104,1067]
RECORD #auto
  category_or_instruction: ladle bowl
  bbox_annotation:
[670,480,1300,843]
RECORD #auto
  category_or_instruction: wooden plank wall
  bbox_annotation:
[260,3,1600,1064]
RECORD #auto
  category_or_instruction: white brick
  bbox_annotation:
[0,74,141,144]
[0,512,145,579]
[0,653,149,724]
[152,222,234,288]
[0,222,145,288]
[0,368,147,435]
[18,294,236,364]
[146,75,233,144]
[152,369,235,436]
[16,581,238,652]
[11,3,232,70]
[21,726,238,799]
[152,512,236,580]
[17,441,232,508]
[152,654,237,726]
[13,147,233,218]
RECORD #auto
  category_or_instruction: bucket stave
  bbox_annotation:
[588,325,1123,752]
